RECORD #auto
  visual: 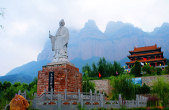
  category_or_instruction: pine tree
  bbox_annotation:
[131,61,141,77]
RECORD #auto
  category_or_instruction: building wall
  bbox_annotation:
[91,79,112,95]
[139,75,169,86]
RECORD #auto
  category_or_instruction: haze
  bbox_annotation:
[0,0,169,76]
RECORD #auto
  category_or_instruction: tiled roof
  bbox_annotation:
[129,44,160,52]
[126,58,166,64]
[128,52,163,57]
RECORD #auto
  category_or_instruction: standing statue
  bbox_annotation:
[49,19,69,62]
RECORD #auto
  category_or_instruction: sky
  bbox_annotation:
[0,0,169,76]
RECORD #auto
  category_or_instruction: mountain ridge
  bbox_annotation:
[1,20,169,83]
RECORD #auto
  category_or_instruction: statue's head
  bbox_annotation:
[59,19,65,27]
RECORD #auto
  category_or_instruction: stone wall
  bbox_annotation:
[91,79,112,95]
[91,75,169,95]
[139,75,169,86]
[37,63,82,96]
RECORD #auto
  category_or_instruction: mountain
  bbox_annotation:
[104,21,146,39]
[151,23,169,37]
[0,74,33,84]
[79,20,104,39]
[0,57,100,83]
[148,23,169,58]
[6,60,49,77]
[37,40,53,61]
[1,20,169,83]
[0,60,50,83]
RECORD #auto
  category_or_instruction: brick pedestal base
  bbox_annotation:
[37,62,82,96]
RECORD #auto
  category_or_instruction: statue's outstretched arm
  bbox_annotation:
[49,30,55,38]
[49,30,51,38]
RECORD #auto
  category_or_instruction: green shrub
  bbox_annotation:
[141,83,150,94]
[82,72,95,93]
[156,68,162,75]
[82,80,95,92]
[77,103,86,110]
[110,74,136,100]
[152,77,169,106]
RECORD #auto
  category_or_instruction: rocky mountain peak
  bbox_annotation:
[83,20,98,29]
[152,23,169,35]
[79,20,104,38]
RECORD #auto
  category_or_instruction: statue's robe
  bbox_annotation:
[49,26,69,52]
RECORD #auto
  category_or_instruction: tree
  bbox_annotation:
[21,83,29,92]
[3,86,17,101]
[110,74,136,100]
[97,57,107,77]
[152,77,169,106]
[113,61,124,76]
[142,64,151,74]
[130,61,141,77]
[28,77,37,91]
[142,64,156,75]
[82,64,92,77]
[140,83,150,94]
[82,57,124,78]
[91,63,98,77]
[0,81,2,91]
[13,82,21,87]
[3,81,11,90]
[163,64,169,74]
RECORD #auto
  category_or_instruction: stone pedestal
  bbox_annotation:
[37,62,82,96]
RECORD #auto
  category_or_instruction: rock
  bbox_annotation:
[10,95,29,110]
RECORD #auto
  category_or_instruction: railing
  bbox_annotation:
[18,90,26,99]
[5,89,148,110]
[32,88,148,110]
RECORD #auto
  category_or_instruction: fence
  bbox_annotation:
[31,88,148,110]
[18,90,27,99]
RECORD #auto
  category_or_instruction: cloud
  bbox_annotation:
[0,0,169,75]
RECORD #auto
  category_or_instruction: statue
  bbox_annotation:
[49,19,69,62]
